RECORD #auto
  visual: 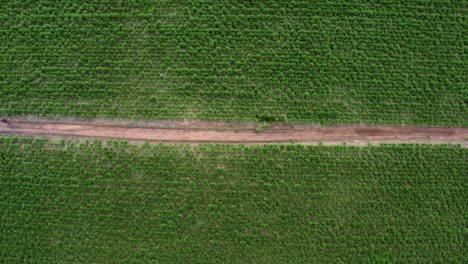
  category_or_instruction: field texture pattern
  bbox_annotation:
[1,1,466,125]
[0,137,466,262]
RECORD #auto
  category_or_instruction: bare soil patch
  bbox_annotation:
[1,118,467,146]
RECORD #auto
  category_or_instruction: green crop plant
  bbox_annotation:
[0,1,466,126]
[0,137,466,262]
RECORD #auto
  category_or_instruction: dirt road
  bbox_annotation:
[1,119,467,146]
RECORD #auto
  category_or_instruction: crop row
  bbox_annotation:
[0,137,466,262]
[0,1,466,125]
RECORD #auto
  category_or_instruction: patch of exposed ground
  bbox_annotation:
[1,118,467,146]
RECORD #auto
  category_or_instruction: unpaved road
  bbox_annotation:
[1,120,467,146]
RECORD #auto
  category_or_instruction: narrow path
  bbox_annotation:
[1,119,467,146]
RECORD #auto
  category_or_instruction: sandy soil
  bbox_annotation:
[1,119,467,146]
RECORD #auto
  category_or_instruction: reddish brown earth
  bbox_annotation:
[1,118,467,146]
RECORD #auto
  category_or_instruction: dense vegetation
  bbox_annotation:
[1,1,466,125]
[0,137,466,262]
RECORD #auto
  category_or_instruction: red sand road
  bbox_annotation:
[1,120,467,145]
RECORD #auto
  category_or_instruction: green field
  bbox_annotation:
[1,1,466,125]
[1,137,466,262]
